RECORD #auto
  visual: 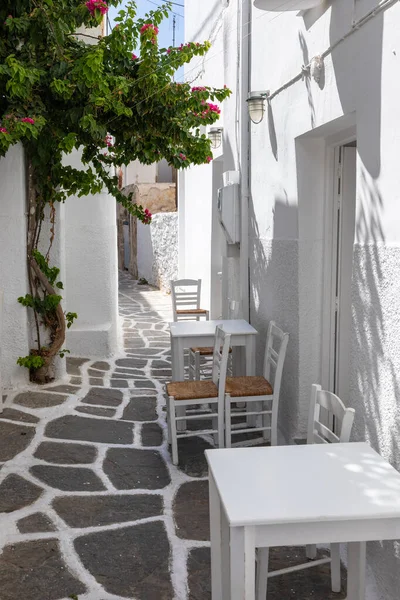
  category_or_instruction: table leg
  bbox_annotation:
[172,337,186,431]
[230,526,256,600]
[347,541,366,600]
[209,471,223,600]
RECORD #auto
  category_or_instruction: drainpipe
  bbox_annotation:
[239,0,251,321]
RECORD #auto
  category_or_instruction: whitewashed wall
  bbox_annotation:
[64,151,118,358]
[185,0,400,595]
[137,213,178,291]
[0,145,30,390]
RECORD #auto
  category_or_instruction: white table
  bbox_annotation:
[206,443,400,600]
[169,319,258,381]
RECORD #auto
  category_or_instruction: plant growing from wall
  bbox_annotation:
[0,0,229,382]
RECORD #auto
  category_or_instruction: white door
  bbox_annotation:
[330,145,357,399]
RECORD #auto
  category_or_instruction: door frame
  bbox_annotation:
[321,133,357,392]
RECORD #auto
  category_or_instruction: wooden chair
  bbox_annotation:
[256,384,356,599]
[166,326,231,465]
[170,279,209,321]
[224,320,289,448]
[188,299,239,380]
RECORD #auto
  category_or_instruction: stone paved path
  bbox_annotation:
[0,272,346,599]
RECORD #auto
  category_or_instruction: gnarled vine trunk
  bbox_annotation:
[26,156,66,384]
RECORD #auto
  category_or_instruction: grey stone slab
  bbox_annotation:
[17,512,56,533]
[70,376,82,385]
[45,415,133,444]
[30,465,106,491]
[152,360,172,368]
[124,348,162,356]
[104,448,170,490]
[142,423,163,446]
[0,475,43,513]
[91,361,111,371]
[75,522,172,598]
[110,379,129,388]
[134,380,156,389]
[135,322,154,329]
[151,369,172,378]
[0,421,36,461]
[88,369,105,377]
[174,481,209,541]
[174,436,213,478]
[82,387,123,407]
[188,547,211,600]
[89,378,104,386]
[0,539,86,600]
[112,373,139,380]
[76,405,116,418]
[45,385,80,394]
[66,357,90,375]
[115,358,147,369]
[14,391,67,408]
[115,367,147,376]
[0,408,39,423]
[53,494,163,527]
[34,441,97,464]
[122,396,157,422]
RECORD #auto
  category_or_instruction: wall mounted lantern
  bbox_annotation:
[254,0,324,10]
[208,127,223,149]
[247,91,269,124]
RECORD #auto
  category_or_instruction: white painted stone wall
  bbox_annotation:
[64,151,118,359]
[137,213,178,292]
[0,145,30,390]
[185,0,400,595]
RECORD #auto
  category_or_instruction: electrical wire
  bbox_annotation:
[145,0,184,18]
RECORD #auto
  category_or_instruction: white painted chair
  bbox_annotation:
[170,279,209,322]
[166,326,231,465]
[188,299,239,380]
[224,320,289,447]
[256,384,356,599]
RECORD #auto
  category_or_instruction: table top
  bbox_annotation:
[205,443,400,527]
[169,319,258,338]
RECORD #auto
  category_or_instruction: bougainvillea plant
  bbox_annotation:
[0,0,230,382]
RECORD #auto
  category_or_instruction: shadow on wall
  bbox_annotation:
[249,195,300,442]
[329,3,400,591]
[330,0,383,178]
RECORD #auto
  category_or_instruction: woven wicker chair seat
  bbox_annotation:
[225,376,273,398]
[176,308,208,315]
[190,346,233,356]
[166,380,218,401]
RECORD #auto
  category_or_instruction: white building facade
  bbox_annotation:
[181,0,400,595]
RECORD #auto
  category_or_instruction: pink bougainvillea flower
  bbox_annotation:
[132,53,138,60]
[140,23,159,35]
[85,0,108,16]
[206,156,212,163]
[192,86,207,92]
[179,153,187,161]
[166,48,171,54]
[21,117,35,124]
[0,127,9,134]
[143,208,152,224]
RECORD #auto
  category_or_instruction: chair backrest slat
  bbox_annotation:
[263,321,289,400]
[170,279,202,321]
[212,326,231,397]
[307,384,355,445]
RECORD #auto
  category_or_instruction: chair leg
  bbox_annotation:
[166,400,171,444]
[256,547,269,600]
[212,416,218,445]
[306,544,317,559]
[262,402,269,441]
[168,396,179,465]
[195,351,201,380]
[225,394,232,448]
[330,543,341,592]
[270,395,278,446]
[218,398,224,449]
[189,351,194,381]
